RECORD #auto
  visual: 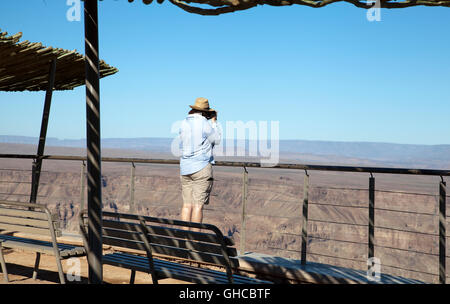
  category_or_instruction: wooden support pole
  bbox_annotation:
[30,58,56,205]
[84,0,103,284]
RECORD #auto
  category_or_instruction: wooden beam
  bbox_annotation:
[84,0,103,284]
[30,58,56,205]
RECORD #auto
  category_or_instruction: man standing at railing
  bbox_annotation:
[179,97,221,228]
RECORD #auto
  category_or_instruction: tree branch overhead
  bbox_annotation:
[125,0,450,15]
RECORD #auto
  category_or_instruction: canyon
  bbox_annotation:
[0,142,449,283]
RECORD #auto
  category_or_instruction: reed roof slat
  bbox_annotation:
[0,30,118,92]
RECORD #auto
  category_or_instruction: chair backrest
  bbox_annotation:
[137,215,239,269]
[79,210,148,252]
[79,211,240,282]
[111,213,239,282]
[0,200,60,238]
[102,215,150,252]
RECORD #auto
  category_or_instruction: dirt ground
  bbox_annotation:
[0,248,190,284]
[0,233,190,285]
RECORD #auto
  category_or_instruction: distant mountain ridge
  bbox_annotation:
[1,135,450,169]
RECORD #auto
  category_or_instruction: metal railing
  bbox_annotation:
[0,153,448,283]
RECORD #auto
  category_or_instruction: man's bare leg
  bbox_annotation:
[191,205,203,232]
[181,204,193,222]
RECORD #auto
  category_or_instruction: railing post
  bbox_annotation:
[129,162,135,213]
[301,171,309,265]
[80,160,86,211]
[29,158,38,207]
[240,166,248,255]
[368,173,375,261]
[439,177,446,284]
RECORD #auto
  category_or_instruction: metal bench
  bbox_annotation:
[79,210,272,284]
[0,200,86,283]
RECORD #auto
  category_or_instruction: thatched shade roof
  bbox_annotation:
[0,30,118,92]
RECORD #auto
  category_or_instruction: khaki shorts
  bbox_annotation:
[181,163,213,206]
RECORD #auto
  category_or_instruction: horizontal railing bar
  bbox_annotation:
[1,154,449,176]
[374,189,438,197]
[248,187,300,195]
[271,231,302,237]
[0,192,45,197]
[309,218,368,227]
[381,263,439,277]
[206,206,302,220]
[308,235,367,246]
[375,226,438,237]
[37,183,78,186]
[308,256,441,278]
[306,252,367,263]
[248,183,303,189]
[245,198,300,205]
[374,207,437,216]
[0,180,34,184]
[134,174,178,177]
[133,188,180,193]
[287,234,448,258]
[313,186,368,191]
[375,244,439,257]
[246,213,300,219]
[266,246,302,254]
[309,202,368,209]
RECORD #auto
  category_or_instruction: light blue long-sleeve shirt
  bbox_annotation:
[179,113,221,176]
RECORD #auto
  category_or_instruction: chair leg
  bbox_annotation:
[32,252,41,280]
[55,257,66,284]
[130,270,136,284]
[0,245,9,283]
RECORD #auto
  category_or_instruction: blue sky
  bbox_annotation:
[1,0,450,144]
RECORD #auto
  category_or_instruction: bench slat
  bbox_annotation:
[146,224,225,245]
[103,252,270,284]
[103,253,230,283]
[146,234,238,257]
[148,242,238,268]
[0,239,55,254]
[103,226,237,256]
[102,234,239,268]
[0,215,50,229]
[0,206,53,220]
[103,219,141,232]
[103,229,143,245]
[0,235,85,258]
[103,218,232,244]
[0,222,56,237]
[102,220,147,250]
[103,235,148,252]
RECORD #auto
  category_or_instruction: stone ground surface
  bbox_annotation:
[0,248,190,284]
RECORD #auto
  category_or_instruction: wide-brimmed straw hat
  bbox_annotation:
[189,97,216,112]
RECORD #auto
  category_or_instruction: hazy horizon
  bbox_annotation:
[2,134,450,147]
[2,135,450,170]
